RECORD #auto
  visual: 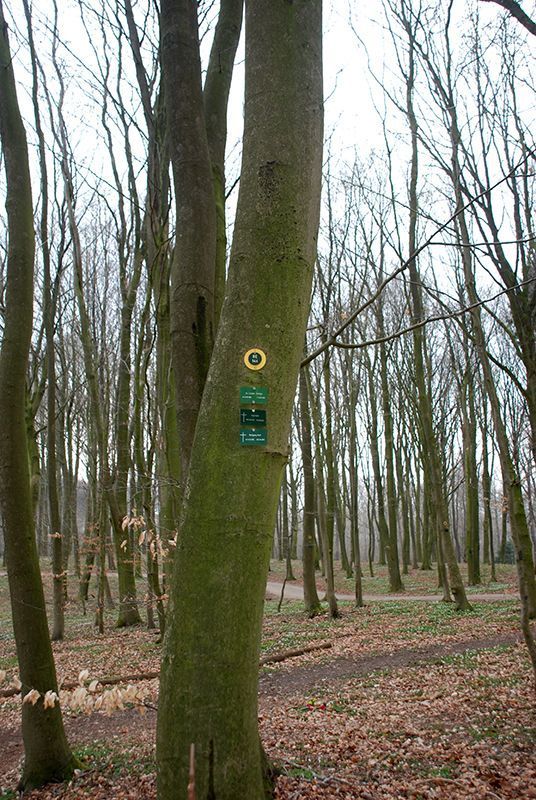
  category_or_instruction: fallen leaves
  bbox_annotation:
[0,572,534,799]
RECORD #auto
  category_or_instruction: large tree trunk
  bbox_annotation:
[156,2,323,797]
[0,5,78,787]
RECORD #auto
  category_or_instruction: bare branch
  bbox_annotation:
[332,277,536,351]
[479,0,536,36]
[301,151,534,367]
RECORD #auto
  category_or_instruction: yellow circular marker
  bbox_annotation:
[244,348,267,371]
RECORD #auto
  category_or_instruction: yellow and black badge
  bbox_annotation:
[244,348,267,371]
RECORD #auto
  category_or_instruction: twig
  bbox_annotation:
[187,743,196,800]
[277,576,288,612]
[301,151,534,367]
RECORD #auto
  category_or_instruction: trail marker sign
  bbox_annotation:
[240,408,267,426]
[239,429,267,446]
[239,386,268,405]
[244,348,267,371]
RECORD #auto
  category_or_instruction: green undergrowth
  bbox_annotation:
[74,741,153,778]
[260,597,520,663]
[268,560,519,597]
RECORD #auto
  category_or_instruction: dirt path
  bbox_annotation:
[258,630,521,696]
[266,580,517,604]
[0,630,522,784]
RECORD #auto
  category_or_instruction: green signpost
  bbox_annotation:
[239,386,268,445]
[239,386,268,405]
[239,429,268,446]
[239,408,267,426]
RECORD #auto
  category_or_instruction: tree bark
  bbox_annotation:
[160,0,217,477]
[156,2,323,796]
[204,0,244,325]
[0,5,78,787]
[299,368,322,617]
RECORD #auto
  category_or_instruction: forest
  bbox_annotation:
[0,0,535,798]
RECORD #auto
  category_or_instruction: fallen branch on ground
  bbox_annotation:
[259,641,332,665]
[0,641,333,698]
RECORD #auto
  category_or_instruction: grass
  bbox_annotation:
[74,742,154,778]
[0,561,532,800]
[0,566,521,681]
[268,559,519,597]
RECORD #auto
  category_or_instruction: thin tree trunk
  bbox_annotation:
[0,7,78,786]
[308,370,339,618]
[299,368,322,617]
[204,0,244,325]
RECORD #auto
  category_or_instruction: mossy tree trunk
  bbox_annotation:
[160,0,217,478]
[204,0,244,325]
[0,5,78,787]
[461,362,481,586]
[23,0,66,638]
[156,2,323,797]
[299,367,322,617]
[307,368,339,618]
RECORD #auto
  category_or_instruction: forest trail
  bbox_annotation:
[0,629,522,782]
[265,579,517,604]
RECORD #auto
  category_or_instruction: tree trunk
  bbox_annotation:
[308,369,339,618]
[379,335,404,591]
[156,2,323,796]
[299,368,322,617]
[348,377,364,606]
[161,0,217,477]
[441,79,536,615]
[404,29,470,609]
[481,406,498,582]
[204,0,244,325]
[0,6,78,787]
[462,365,481,585]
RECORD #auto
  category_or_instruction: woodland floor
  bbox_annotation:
[1,563,535,799]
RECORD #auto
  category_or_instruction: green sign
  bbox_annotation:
[239,386,268,405]
[239,428,268,446]
[240,408,267,426]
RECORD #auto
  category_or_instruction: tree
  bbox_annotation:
[387,0,471,610]
[0,3,78,788]
[298,367,322,616]
[160,0,218,481]
[156,1,323,797]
